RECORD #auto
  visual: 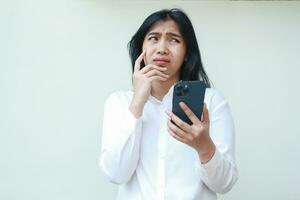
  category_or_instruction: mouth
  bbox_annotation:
[153,58,170,65]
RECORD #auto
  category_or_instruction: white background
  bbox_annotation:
[1,0,300,199]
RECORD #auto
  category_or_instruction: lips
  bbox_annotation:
[153,58,170,65]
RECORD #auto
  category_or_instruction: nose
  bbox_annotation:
[156,40,169,55]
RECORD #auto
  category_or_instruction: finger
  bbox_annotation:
[167,119,192,140]
[179,102,201,125]
[149,75,168,82]
[140,64,167,74]
[134,50,146,73]
[167,127,187,143]
[145,69,169,79]
[165,109,192,133]
[202,103,210,123]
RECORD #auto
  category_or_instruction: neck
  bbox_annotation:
[151,75,179,101]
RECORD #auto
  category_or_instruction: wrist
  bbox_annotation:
[196,136,216,164]
[129,100,145,118]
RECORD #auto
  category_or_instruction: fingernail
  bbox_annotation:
[179,102,185,107]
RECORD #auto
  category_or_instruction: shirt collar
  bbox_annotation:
[149,83,175,104]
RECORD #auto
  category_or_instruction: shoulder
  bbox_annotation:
[204,88,228,113]
[205,88,226,102]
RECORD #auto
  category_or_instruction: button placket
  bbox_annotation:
[157,104,166,200]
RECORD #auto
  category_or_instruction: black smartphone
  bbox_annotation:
[172,81,206,125]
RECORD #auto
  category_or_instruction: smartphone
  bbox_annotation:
[172,81,206,125]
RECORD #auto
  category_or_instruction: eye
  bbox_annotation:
[148,36,158,41]
[170,38,180,43]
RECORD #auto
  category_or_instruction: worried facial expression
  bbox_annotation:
[142,19,187,81]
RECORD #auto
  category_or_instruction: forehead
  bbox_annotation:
[147,19,181,34]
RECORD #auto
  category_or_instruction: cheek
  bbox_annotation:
[143,43,153,53]
[176,49,186,63]
[142,44,148,63]
[143,45,155,64]
[142,43,146,51]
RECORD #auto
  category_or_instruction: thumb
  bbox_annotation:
[202,103,209,123]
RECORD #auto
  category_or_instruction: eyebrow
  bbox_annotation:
[147,32,182,38]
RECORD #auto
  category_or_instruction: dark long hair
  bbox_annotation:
[127,8,211,88]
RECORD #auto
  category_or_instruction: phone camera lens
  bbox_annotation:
[175,84,183,96]
[183,85,189,93]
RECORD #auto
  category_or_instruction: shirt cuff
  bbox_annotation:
[200,148,222,171]
[117,107,143,144]
[201,148,221,170]
[102,107,143,153]
[125,107,143,131]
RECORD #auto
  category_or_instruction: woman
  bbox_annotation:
[100,8,238,200]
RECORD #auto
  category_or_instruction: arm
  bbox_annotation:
[199,91,238,194]
[99,92,143,184]
[100,50,169,184]
[166,89,238,194]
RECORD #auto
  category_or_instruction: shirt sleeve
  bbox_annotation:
[197,89,239,194]
[99,92,143,184]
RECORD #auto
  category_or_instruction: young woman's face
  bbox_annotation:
[142,19,186,81]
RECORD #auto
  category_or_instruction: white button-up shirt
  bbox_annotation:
[99,85,238,200]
